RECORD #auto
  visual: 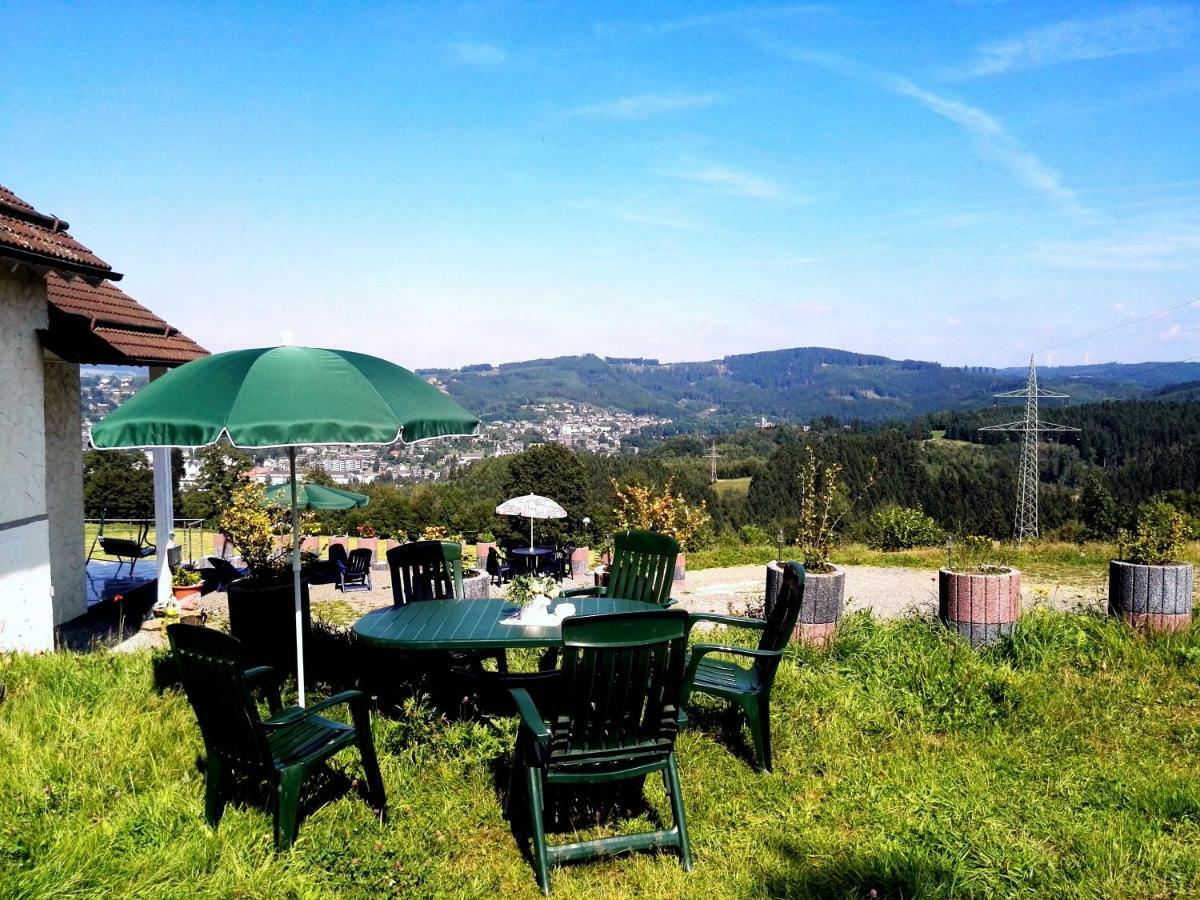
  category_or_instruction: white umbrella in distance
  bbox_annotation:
[496,493,567,548]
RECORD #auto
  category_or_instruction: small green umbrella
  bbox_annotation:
[92,346,479,704]
[265,481,369,511]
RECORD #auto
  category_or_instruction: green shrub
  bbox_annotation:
[1120,499,1188,565]
[864,505,943,551]
[738,523,770,545]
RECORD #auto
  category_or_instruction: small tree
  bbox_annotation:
[864,505,943,551]
[1120,499,1187,566]
[219,482,317,581]
[1079,474,1120,539]
[610,477,711,551]
[795,446,875,572]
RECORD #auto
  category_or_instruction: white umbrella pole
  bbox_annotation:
[530,515,535,549]
[289,447,306,707]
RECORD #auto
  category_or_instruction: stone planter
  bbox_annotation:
[767,561,844,646]
[227,577,311,674]
[1108,560,1193,632]
[938,568,1021,648]
[476,542,497,566]
[570,546,590,576]
[673,552,686,582]
[462,567,490,600]
[357,537,378,556]
[328,536,349,555]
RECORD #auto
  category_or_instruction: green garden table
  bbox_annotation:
[351,597,659,651]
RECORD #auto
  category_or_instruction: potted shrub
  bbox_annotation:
[610,477,711,581]
[220,482,312,674]
[766,447,874,645]
[1109,500,1193,632]
[938,535,1020,647]
[171,566,203,601]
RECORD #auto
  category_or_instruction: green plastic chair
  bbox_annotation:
[562,529,678,606]
[509,609,693,894]
[167,623,386,850]
[682,561,806,772]
[386,540,465,605]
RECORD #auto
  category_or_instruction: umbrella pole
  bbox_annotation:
[289,447,306,707]
[530,515,534,549]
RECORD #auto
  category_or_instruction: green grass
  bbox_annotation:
[689,540,1200,582]
[3,612,1200,897]
[712,477,752,498]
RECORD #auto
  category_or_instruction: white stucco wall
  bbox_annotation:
[0,268,54,651]
[44,357,86,625]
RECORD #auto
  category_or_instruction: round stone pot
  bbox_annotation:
[673,552,686,582]
[767,561,844,646]
[569,546,590,577]
[227,577,311,674]
[461,567,491,600]
[938,568,1020,648]
[1108,560,1193,632]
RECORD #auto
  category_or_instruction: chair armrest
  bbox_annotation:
[683,644,782,697]
[686,612,767,638]
[243,665,283,713]
[261,690,365,727]
[561,586,599,598]
[509,687,550,741]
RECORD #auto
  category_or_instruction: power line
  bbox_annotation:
[1035,296,1199,355]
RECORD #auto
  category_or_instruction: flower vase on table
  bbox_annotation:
[504,575,564,626]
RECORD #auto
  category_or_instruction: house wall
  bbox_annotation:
[0,268,54,651]
[43,357,86,624]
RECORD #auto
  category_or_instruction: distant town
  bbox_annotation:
[81,370,670,486]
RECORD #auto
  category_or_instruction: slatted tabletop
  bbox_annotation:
[351,598,659,650]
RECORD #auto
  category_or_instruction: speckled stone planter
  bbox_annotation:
[461,568,490,600]
[1108,560,1192,632]
[766,561,843,646]
[938,568,1021,647]
[673,552,686,582]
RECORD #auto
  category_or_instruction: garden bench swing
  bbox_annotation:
[86,507,156,576]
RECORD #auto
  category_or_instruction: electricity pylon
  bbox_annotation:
[702,441,722,483]
[978,356,1080,542]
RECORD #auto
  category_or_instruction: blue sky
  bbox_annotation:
[2,1,1198,369]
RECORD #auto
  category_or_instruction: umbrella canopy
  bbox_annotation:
[496,493,568,548]
[91,346,479,705]
[265,481,369,511]
[90,346,479,449]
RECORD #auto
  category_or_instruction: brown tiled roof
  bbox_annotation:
[42,272,207,367]
[0,185,119,281]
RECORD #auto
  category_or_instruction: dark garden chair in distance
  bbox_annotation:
[338,548,373,592]
[486,546,514,586]
[563,529,678,607]
[508,609,693,894]
[166,623,385,850]
[682,561,806,772]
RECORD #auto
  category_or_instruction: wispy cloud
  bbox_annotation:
[667,164,786,200]
[1031,227,1200,271]
[446,41,506,66]
[948,6,1196,79]
[759,45,1092,217]
[570,92,723,119]
[566,198,708,231]
[1159,323,1184,340]
[595,5,833,37]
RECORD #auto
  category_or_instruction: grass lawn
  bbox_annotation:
[3,611,1200,897]
[713,477,752,499]
[689,540,1200,583]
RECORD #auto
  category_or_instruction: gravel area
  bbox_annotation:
[83,562,1107,652]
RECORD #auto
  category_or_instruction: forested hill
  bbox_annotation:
[424,348,1200,429]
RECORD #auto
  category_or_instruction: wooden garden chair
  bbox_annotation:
[562,529,678,606]
[509,609,693,894]
[166,623,386,850]
[681,561,806,772]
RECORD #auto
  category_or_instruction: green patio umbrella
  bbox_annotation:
[265,481,369,511]
[91,346,479,704]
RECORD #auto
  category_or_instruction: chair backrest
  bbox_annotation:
[603,530,679,606]
[485,546,503,577]
[206,556,242,586]
[346,547,372,575]
[329,543,348,567]
[756,562,806,682]
[547,610,689,766]
[166,623,272,771]
[386,541,464,605]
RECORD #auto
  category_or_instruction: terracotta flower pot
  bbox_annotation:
[938,567,1021,647]
[1108,560,1193,632]
[171,583,203,601]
